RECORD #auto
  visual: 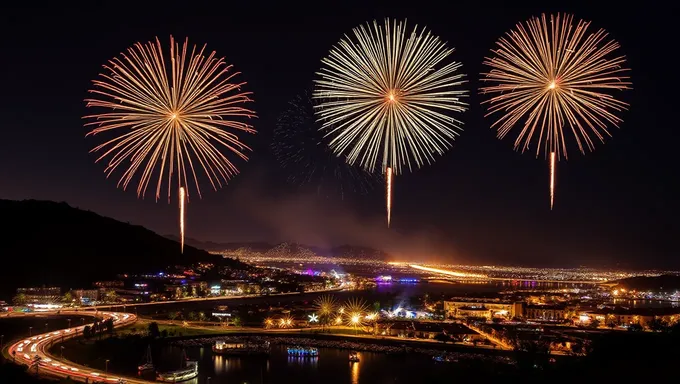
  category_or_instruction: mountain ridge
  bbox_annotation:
[1,199,242,299]
[164,235,391,260]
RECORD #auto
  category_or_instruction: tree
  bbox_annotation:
[104,318,114,335]
[628,323,643,332]
[187,311,197,321]
[148,322,160,338]
[62,292,73,304]
[434,333,451,343]
[83,325,92,339]
[12,293,27,306]
[232,317,242,327]
[198,311,206,322]
[607,321,616,329]
[648,318,668,332]
[168,311,179,321]
[373,301,381,313]
[104,290,118,303]
[588,319,601,329]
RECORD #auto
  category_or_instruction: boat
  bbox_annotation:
[349,351,360,362]
[156,361,197,382]
[432,354,457,363]
[156,350,198,382]
[212,340,270,356]
[287,346,319,357]
[137,345,154,372]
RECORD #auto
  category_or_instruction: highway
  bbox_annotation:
[89,287,344,311]
[6,311,148,383]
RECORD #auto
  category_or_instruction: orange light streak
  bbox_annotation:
[409,264,487,279]
[386,167,392,228]
[550,152,556,210]
[179,187,185,253]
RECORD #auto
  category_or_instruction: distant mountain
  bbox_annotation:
[165,236,275,253]
[614,275,680,292]
[0,199,246,299]
[164,236,390,260]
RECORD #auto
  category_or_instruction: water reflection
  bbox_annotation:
[287,356,318,367]
[350,361,359,384]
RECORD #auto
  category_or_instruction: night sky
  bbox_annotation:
[0,2,677,268]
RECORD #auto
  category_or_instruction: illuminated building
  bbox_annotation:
[72,289,99,304]
[587,307,680,328]
[16,287,61,304]
[524,305,573,321]
[444,300,524,320]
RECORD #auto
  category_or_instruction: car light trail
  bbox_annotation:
[409,264,487,278]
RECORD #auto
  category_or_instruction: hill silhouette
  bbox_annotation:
[614,274,680,291]
[0,199,240,299]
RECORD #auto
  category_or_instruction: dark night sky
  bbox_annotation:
[0,1,677,268]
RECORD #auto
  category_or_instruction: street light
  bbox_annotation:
[105,359,110,373]
[60,346,65,358]
[67,319,71,329]
[29,326,33,337]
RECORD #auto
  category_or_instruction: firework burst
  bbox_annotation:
[343,297,369,325]
[314,294,338,317]
[84,35,256,201]
[480,13,631,208]
[273,90,380,199]
[314,18,468,226]
[84,36,256,251]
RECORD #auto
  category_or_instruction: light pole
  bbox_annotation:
[105,359,110,373]
[81,317,85,325]
[67,319,71,329]
[29,326,33,337]
[60,346,65,358]
[207,377,211,384]
[45,322,48,333]
[1,334,4,349]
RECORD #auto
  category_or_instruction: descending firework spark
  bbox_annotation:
[480,14,631,207]
[314,18,468,225]
[84,35,256,201]
[179,186,185,253]
[386,167,392,227]
[549,152,555,210]
[272,90,380,199]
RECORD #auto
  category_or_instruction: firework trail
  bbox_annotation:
[386,167,392,227]
[313,18,468,226]
[179,186,185,253]
[84,36,256,250]
[272,90,380,199]
[480,14,631,208]
[549,152,555,210]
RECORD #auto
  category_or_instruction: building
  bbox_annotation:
[444,300,524,320]
[16,287,61,304]
[588,307,680,328]
[93,280,124,288]
[524,304,573,321]
[72,289,99,304]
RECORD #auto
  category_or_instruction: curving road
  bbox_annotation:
[6,311,150,383]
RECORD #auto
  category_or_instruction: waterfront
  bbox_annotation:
[63,341,512,384]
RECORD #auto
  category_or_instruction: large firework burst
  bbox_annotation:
[480,14,631,208]
[84,35,256,201]
[272,90,380,199]
[314,18,468,226]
